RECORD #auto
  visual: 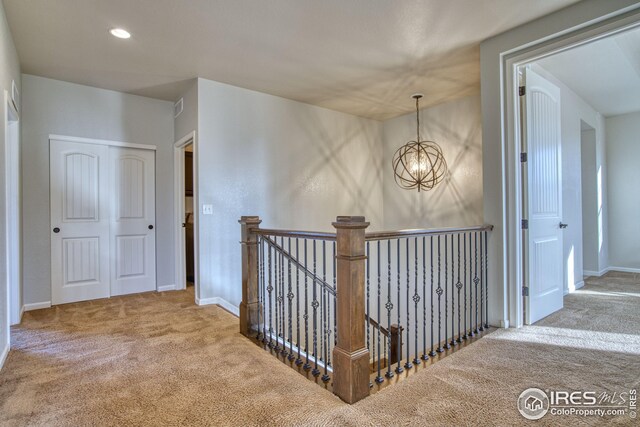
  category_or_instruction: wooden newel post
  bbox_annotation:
[332,216,370,404]
[239,216,262,337]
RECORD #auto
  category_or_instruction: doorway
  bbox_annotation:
[174,131,198,300]
[511,21,640,326]
[5,91,20,325]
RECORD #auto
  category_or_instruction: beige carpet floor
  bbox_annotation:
[1,272,638,426]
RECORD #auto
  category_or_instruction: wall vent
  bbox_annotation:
[174,98,184,118]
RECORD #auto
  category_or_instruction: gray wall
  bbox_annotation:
[581,127,599,273]
[606,111,640,270]
[21,75,175,305]
[196,77,384,306]
[382,95,483,229]
[0,0,21,366]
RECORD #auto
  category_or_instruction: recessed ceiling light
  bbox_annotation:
[109,28,131,39]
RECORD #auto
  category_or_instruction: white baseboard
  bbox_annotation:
[196,296,239,316]
[0,342,9,371]
[24,301,51,311]
[500,319,510,328]
[157,284,177,292]
[565,281,585,295]
[583,268,609,277]
[609,266,640,274]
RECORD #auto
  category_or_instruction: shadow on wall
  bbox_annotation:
[282,109,384,229]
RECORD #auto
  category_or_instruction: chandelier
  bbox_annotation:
[392,94,447,192]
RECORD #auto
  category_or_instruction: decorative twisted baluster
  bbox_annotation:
[295,239,303,365]
[479,232,485,332]
[286,238,294,360]
[450,234,456,347]
[322,241,330,382]
[303,240,311,371]
[311,240,320,377]
[375,240,384,384]
[456,233,463,343]
[436,236,443,353]
[474,232,479,335]
[421,236,429,361]
[267,245,274,348]
[396,239,404,374]
[429,236,436,357]
[444,235,450,350]
[385,239,394,379]
[412,237,420,365]
[404,238,413,369]
[484,230,489,329]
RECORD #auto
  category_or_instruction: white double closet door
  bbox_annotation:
[50,139,156,305]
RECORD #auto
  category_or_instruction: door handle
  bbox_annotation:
[182,223,186,228]
[53,227,60,233]
[559,222,568,229]
[148,225,154,230]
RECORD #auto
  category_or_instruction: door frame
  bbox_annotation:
[501,13,640,328]
[173,131,199,302]
[5,90,20,325]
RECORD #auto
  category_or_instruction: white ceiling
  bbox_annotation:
[3,0,581,120]
[536,26,640,117]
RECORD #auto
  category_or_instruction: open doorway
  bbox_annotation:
[5,89,20,326]
[516,24,640,325]
[174,131,198,301]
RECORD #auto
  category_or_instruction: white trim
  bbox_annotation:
[157,284,177,292]
[19,305,24,322]
[0,342,8,371]
[196,296,239,316]
[583,268,609,277]
[500,12,640,329]
[565,281,585,295]
[609,266,640,274]
[5,90,21,327]
[174,131,199,304]
[49,134,157,151]
[24,301,52,311]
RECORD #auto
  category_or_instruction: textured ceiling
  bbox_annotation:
[3,0,581,120]
[536,26,640,117]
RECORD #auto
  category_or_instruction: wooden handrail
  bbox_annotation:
[255,228,336,241]
[365,224,494,241]
[366,314,389,336]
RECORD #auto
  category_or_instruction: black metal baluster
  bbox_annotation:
[444,235,450,350]
[366,242,370,355]
[429,236,436,357]
[312,240,320,377]
[268,244,274,348]
[333,241,337,354]
[376,240,384,384]
[385,239,394,379]
[396,239,403,374]
[303,240,311,371]
[262,238,268,343]
[280,237,286,355]
[456,233,463,343]
[295,239,303,365]
[436,236,444,353]
[274,240,281,351]
[474,232,479,334]
[479,232,485,332]
[256,236,262,340]
[468,232,474,338]
[450,234,456,347]
[463,233,468,339]
[286,238,294,360]
[322,241,330,382]
[412,237,420,365]
[422,236,429,361]
[404,238,412,369]
[484,230,489,329]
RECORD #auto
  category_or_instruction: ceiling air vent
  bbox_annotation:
[174,98,184,118]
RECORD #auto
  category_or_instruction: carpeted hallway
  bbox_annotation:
[1,273,638,426]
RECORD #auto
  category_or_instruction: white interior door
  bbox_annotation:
[524,67,564,324]
[50,140,110,305]
[109,147,156,296]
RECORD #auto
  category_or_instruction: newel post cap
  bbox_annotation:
[239,216,262,225]
[332,216,369,229]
